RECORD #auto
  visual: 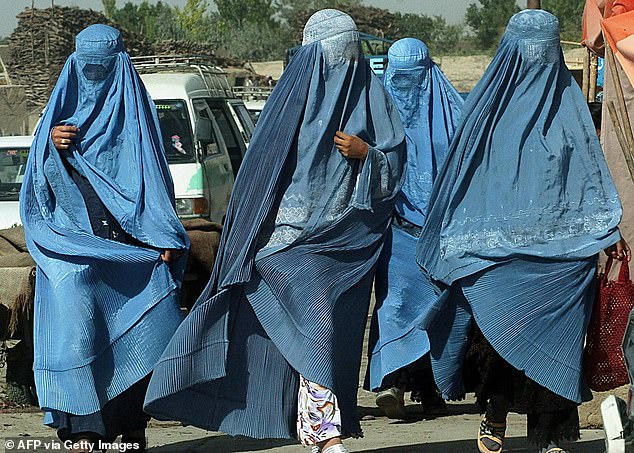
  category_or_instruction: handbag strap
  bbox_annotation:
[618,258,631,283]
[602,257,632,285]
[602,257,614,286]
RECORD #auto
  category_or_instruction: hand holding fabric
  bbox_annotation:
[334,131,368,160]
[604,238,632,261]
[161,249,184,263]
[51,125,79,151]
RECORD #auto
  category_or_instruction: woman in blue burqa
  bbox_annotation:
[20,24,189,452]
[416,10,630,453]
[144,9,405,453]
[365,38,463,419]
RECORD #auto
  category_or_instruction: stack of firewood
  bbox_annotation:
[6,6,152,110]
[152,40,240,68]
[291,5,401,43]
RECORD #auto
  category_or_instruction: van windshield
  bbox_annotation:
[0,147,29,201]
[155,100,195,164]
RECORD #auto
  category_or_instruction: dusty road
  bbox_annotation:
[0,399,606,452]
[0,304,608,453]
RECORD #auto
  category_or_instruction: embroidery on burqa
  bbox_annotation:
[440,196,621,259]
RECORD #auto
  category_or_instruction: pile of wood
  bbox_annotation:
[291,5,401,42]
[5,6,255,111]
[6,6,152,110]
[152,39,241,68]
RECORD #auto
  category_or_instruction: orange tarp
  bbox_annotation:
[603,10,634,86]
[583,0,634,55]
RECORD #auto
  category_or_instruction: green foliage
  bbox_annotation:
[102,0,117,19]
[394,12,437,43]
[175,0,213,41]
[102,1,184,41]
[99,0,506,61]
[102,0,289,60]
[216,0,276,27]
[214,20,293,61]
[208,0,292,60]
[394,13,467,55]
[542,0,584,41]
[465,0,520,49]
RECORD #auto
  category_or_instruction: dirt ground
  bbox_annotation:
[0,308,608,453]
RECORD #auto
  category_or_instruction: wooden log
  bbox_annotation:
[605,45,634,184]
[606,45,634,157]
[607,100,634,181]
[589,52,598,102]
[583,48,590,101]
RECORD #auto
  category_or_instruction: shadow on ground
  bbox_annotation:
[147,437,605,452]
[355,438,605,452]
[358,401,480,421]
[148,436,296,452]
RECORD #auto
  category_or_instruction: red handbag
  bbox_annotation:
[584,257,634,392]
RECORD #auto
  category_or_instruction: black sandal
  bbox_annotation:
[477,415,506,453]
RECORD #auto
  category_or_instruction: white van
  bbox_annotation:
[133,56,254,222]
[0,58,252,226]
[0,135,31,228]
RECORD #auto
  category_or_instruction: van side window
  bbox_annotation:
[208,104,243,177]
[154,100,195,163]
[0,147,29,202]
[192,99,221,157]
[233,103,255,138]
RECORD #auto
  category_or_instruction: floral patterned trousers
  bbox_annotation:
[297,376,343,446]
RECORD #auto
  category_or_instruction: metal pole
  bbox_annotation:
[527,0,541,8]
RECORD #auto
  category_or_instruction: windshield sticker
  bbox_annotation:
[171,135,186,155]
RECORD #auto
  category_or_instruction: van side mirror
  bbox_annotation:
[195,117,213,142]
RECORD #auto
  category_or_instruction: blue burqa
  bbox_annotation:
[144,9,405,439]
[416,10,622,404]
[367,38,463,391]
[20,25,189,419]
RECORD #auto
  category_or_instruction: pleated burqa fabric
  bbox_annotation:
[416,10,622,404]
[19,25,189,419]
[144,9,405,439]
[367,38,463,391]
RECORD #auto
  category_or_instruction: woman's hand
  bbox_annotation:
[161,249,185,263]
[334,131,368,160]
[51,125,79,151]
[604,238,631,261]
